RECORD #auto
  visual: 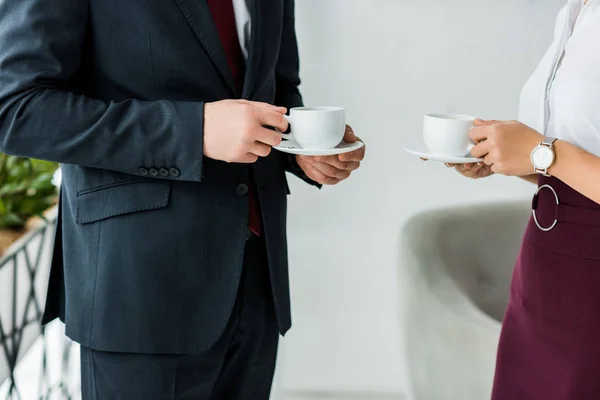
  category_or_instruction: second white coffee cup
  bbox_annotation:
[423,113,475,157]
[280,107,346,149]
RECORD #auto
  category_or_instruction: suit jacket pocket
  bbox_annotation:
[76,180,171,224]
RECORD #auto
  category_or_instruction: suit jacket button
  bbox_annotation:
[169,168,180,178]
[159,168,169,178]
[236,184,249,196]
[139,167,149,176]
[149,168,159,177]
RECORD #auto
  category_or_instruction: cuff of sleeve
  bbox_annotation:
[162,101,205,182]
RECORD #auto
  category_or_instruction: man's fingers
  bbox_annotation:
[253,126,283,147]
[238,153,259,164]
[343,125,358,142]
[258,109,289,133]
[308,156,358,171]
[298,156,352,178]
[313,155,336,164]
[301,161,340,185]
[311,161,351,180]
[339,145,365,162]
[339,161,360,171]
[297,137,361,182]
[244,100,287,114]
[249,142,272,158]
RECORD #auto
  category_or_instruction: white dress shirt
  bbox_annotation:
[232,0,251,59]
[519,0,600,155]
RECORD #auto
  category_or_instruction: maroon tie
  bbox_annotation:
[207,0,262,236]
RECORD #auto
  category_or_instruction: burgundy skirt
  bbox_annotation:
[492,176,600,400]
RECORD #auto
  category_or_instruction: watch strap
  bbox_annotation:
[541,136,558,148]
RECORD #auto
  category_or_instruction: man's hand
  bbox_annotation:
[296,125,365,185]
[204,100,288,163]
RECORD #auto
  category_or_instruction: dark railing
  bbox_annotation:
[0,212,79,399]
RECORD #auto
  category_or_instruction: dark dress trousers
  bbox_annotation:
[0,0,317,358]
[80,235,281,398]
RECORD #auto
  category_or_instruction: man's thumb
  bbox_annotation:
[344,126,357,142]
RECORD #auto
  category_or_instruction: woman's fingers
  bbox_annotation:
[456,163,483,177]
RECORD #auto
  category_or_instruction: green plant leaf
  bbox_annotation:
[0,182,27,197]
[29,173,54,190]
[15,197,38,216]
[0,153,58,229]
[1,212,25,229]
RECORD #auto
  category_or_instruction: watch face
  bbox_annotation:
[531,146,555,169]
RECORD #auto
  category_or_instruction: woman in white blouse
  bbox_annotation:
[450,0,600,398]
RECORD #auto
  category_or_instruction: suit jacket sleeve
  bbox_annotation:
[274,0,321,188]
[0,0,204,182]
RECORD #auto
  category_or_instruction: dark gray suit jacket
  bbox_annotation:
[0,0,317,354]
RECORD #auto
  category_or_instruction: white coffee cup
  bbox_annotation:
[423,113,475,157]
[280,107,346,149]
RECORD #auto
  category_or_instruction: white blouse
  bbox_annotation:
[519,0,600,156]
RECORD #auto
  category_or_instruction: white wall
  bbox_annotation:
[279,0,565,397]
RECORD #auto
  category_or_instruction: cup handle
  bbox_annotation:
[277,115,293,140]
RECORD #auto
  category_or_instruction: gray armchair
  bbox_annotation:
[399,200,530,400]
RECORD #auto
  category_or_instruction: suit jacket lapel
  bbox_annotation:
[243,0,265,99]
[173,0,238,95]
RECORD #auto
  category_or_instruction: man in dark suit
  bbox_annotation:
[0,0,365,398]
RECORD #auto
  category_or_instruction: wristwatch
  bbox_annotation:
[530,136,558,176]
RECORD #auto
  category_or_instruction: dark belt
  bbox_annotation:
[532,184,600,231]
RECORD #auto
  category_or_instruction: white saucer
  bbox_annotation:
[404,146,482,164]
[274,140,364,156]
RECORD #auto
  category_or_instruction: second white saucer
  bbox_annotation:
[404,146,482,164]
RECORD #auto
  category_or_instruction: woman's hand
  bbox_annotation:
[420,119,495,179]
[470,119,544,176]
[445,162,494,179]
[420,158,494,179]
